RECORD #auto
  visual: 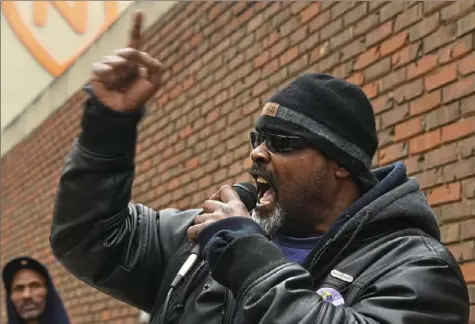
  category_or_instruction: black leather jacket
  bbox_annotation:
[51,94,469,324]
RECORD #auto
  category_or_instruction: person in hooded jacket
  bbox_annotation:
[50,11,469,324]
[2,256,70,324]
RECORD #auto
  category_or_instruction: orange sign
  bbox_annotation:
[2,1,120,77]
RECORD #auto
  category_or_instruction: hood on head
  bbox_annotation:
[2,256,70,324]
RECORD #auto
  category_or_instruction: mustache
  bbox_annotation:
[19,300,41,312]
[247,164,277,188]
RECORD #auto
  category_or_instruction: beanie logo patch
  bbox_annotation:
[261,102,280,117]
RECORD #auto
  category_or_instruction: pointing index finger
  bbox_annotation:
[128,11,143,49]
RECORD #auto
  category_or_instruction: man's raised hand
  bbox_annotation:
[91,11,164,112]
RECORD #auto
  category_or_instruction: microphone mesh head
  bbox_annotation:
[232,182,258,211]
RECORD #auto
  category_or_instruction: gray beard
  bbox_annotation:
[252,204,285,236]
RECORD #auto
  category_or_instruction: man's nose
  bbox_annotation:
[21,287,32,299]
[250,142,270,164]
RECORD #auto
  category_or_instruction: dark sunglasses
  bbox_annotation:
[249,131,309,153]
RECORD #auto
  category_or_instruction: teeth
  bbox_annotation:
[259,198,271,204]
[257,176,268,184]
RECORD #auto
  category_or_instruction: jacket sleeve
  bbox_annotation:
[50,90,193,313]
[199,217,470,324]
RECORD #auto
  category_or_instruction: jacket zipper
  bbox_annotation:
[221,289,228,323]
[307,239,332,272]
[222,290,235,324]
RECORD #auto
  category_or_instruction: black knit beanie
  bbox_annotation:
[255,73,379,192]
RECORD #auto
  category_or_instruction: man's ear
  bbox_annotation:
[334,164,351,180]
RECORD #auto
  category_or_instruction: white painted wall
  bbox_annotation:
[1,1,177,157]
[1,1,133,131]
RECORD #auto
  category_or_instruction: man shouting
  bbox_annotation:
[51,11,469,324]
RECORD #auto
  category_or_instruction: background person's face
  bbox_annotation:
[10,269,48,321]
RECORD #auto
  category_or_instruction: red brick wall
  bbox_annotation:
[2,1,474,323]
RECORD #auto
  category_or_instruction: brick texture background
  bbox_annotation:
[2,1,475,323]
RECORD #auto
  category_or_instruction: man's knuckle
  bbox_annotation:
[152,59,163,69]
[205,219,215,225]
[195,214,205,223]
[202,201,213,210]
[221,206,232,214]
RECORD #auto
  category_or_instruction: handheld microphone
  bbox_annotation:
[161,182,257,322]
[170,182,258,288]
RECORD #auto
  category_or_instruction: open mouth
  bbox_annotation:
[256,176,276,208]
